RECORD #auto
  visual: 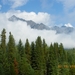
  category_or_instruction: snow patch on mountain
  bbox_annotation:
[64,23,73,27]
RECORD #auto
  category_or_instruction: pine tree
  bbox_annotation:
[47,43,54,75]
[8,32,18,75]
[35,36,45,75]
[42,39,48,75]
[25,39,31,64]
[19,56,35,75]
[53,43,59,75]
[17,39,24,57]
[47,43,59,75]
[0,29,9,75]
[31,42,37,69]
[58,43,69,75]
[17,40,35,75]
[1,29,6,53]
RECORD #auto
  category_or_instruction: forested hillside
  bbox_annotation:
[0,29,75,75]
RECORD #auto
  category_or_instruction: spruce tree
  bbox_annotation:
[17,40,35,75]
[53,43,59,75]
[0,29,9,75]
[31,42,37,69]
[17,39,24,57]
[8,32,18,75]
[42,39,48,75]
[47,43,54,75]
[35,36,45,75]
[47,43,59,75]
[25,39,31,64]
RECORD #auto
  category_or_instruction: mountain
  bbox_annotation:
[8,15,75,34]
[8,15,50,30]
[51,25,74,34]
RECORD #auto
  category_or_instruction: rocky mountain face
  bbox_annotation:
[8,15,50,30]
[8,15,75,34]
[51,26,74,34]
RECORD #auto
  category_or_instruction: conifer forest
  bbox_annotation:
[0,28,75,75]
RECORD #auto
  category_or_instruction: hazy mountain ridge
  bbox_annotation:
[8,15,50,30]
[8,15,75,34]
[51,26,74,34]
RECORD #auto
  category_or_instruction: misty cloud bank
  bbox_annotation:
[0,11,75,48]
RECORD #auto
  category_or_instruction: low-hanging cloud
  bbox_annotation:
[6,10,54,26]
[0,11,75,48]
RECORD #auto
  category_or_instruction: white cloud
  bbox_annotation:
[2,0,28,8]
[57,0,75,12]
[0,11,75,48]
[6,10,54,26]
[56,0,75,26]
[0,5,2,10]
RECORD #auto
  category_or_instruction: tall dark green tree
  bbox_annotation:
[25,39,31,63]
[42,39,48,75]
[35,36,45,75]
[47,43,53,75]
[47,43,59,75]
[17,39,24,57]
[8,32,18,75]
[17,39,24,75]
[31,42,36,69]
[17,39,35,75]
[0,29,9,75]
[1,29,6,53]
[58,43,69,75]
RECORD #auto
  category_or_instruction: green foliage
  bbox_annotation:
[25,39,31,63]
[0,29,75,75]
[17,39,24,57]
[7,32,18,75]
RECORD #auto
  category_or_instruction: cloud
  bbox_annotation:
[0,5,2,10]
[40,0,54,9]
[0,10,75,48]
[56,0,75,26]
[6,10,54,26]
[57,0,75,12]
[2,0,29,8]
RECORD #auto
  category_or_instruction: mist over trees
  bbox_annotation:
[0,29,75,75]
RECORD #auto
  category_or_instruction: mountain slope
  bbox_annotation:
[51,26,74,34]
[8,15,50,30]
[8,15,75,34]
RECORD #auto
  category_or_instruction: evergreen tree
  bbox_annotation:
[31,42,37,69]
[25,39,31,63]
[47,43,53,75]
[35,36,45,75]
[18,40,35,75]
[42,39,48,75]
[8,32,18,75]
[53,43,59,75]
[1,29,6,53]
[19,56,35,75]
[0,29,9,75]
[17,39,24,57]
[47,43,59,75]
[58,43,69,75]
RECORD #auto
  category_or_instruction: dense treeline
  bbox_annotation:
[0,29,75,75]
